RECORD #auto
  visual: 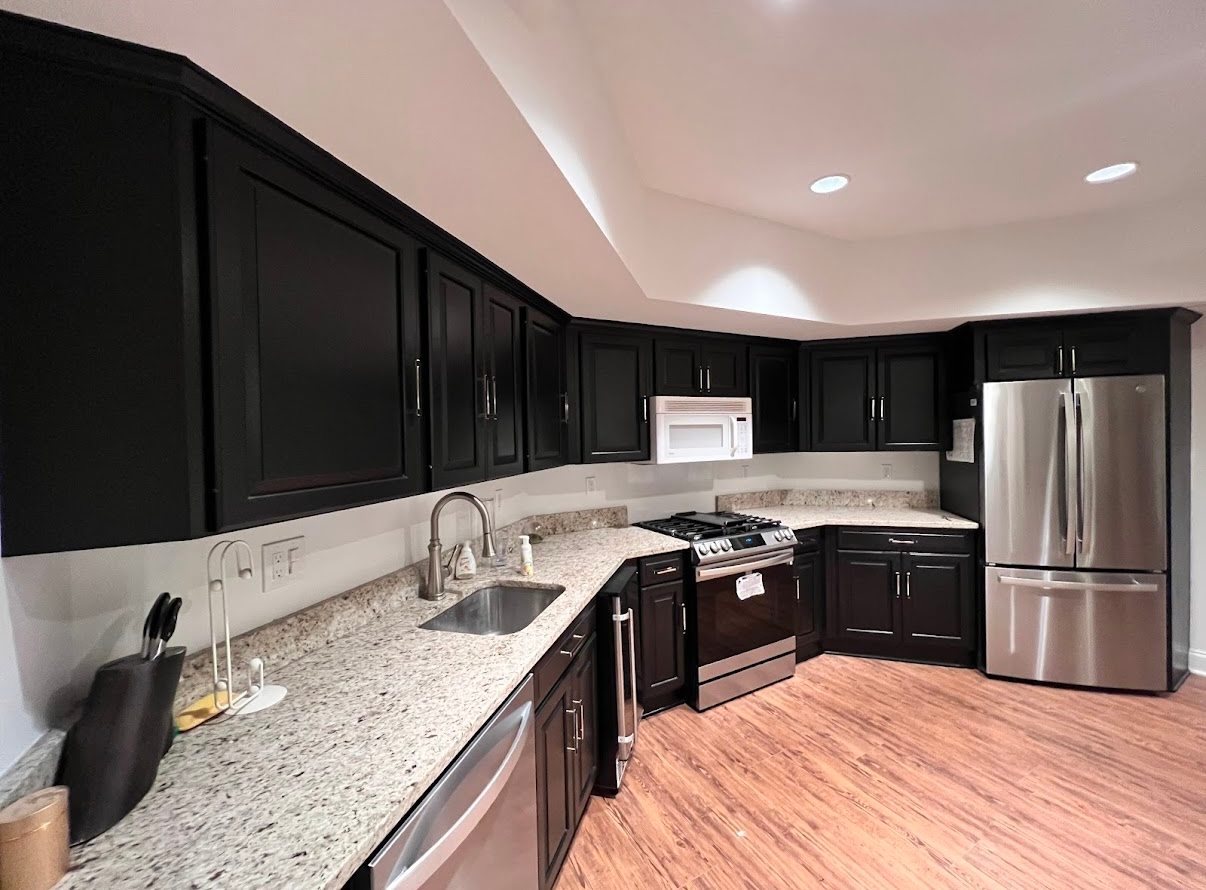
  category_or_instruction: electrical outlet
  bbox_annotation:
[742,464,750,478]
[585,475,597,494]
[881,463,893,479]
[262,536,305,592]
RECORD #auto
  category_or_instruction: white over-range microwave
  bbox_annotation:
[651,396,753,464]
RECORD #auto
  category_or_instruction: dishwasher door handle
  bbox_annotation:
[373,694,534,890]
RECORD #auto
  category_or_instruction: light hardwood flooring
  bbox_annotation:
[556,655,1206,890]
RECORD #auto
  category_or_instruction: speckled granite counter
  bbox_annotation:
[58,526,688,890]
[757,505,978,530]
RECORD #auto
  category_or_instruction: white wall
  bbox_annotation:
[0,451,936,770]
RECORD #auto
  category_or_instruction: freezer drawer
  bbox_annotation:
[985,567,1167,691]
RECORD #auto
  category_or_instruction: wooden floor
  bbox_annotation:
[556,656,1206,890]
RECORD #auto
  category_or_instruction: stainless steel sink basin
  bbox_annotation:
[419,585,566,636]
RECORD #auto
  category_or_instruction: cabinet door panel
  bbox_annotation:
[835,550,900,640]
[427,253,486,489]
[902,552,972,647]
[984,327,1063,381]
[207,123,424,529]
[811,349,875,450]
[878,343,942,450]
[581,332,651,462]
[484,284,524,479]
[571,636,598,820]
[536,679,575,890]
[655,339,701,395]
[702,342,748,396]
[526,309,569,472]
[750,346,797,453]
[640,581,686,699]
[795,549,824,642]
[1064,318,1165,377]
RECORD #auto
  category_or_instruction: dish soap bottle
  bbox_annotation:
[454,541,477,580]
[519,535,534,576]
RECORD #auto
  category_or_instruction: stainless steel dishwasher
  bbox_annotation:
[358,676,538,890]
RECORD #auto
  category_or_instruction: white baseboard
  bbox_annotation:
[1189,649,1206,678]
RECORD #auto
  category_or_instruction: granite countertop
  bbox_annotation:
[59,526,689,890]
[756,505,979,531]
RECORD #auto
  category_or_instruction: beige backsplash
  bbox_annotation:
[717,489,938,511]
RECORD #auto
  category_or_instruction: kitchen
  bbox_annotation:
[1,3,1205,890]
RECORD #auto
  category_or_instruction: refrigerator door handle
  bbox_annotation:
[998,576,1160,594]
[1060,391,1077,555]
[1074,391,1085,553]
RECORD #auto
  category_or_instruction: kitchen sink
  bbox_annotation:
[419,584,566,636]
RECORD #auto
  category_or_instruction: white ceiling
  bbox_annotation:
[573,0,1206,239]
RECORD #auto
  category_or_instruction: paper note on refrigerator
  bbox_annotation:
[946,418,975,463]
[736,572,765,600]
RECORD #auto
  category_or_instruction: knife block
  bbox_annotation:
[56,647,185,845]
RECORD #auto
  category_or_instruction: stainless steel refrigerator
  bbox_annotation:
[982,375,1169,691]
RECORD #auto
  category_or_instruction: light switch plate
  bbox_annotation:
[262,536,305,592]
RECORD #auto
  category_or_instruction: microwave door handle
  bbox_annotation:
[729,415,739,456]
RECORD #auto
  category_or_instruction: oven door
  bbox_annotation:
[655,412,749,463]
[695,550,796,673]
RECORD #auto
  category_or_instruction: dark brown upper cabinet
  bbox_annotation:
[654,337,747,397]
[579,329,652,463]
[525,309,570,472]
[983,314,1167,381]
[207,123,426,529]
[749,344,799,453]
[810,339,943,452]
[426,252,488,490]
[810,348,876,450]
[483,284,525,479]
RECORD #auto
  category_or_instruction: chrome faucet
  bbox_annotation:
[425,491,497,600]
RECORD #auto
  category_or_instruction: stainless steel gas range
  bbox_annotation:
[637,511,797,710]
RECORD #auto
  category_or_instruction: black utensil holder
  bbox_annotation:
[57,647,186,845]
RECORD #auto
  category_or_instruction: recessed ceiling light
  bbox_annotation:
[1085,162,1137,184]
[810,174,850,194]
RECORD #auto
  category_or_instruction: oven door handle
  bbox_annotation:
[696,549,794,581]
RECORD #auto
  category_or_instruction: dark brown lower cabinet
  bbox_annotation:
[639,580,687,713]
[535,623,597,890]
[828,529,975,665]
[793,539,824,661]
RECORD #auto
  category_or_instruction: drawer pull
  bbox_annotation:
[655,566,677,576]
[888,538,916,545]
[559,632,586,658]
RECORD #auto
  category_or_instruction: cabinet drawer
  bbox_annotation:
[640,553,684,586]
[836,528,973,554]
[534,605,595,706]
[793,529,821,551]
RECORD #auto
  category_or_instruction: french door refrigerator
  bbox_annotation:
[982,375,1169,691]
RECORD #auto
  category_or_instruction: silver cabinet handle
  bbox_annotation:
[879,396,885,421]
[573,699,585,741]
[559,632,586,658]
[1071,346,1077,374]
[895,571,901,599]
[490,375,498,419]
[906,571,911,599]
[560,392,570,423]
[887,538,916,545]
[1057,345,1065,375]
[698,366,705,392]
[795,577,801,601]
[655,566,676,576]
[681,603,687,634]
[480,375,490,418]
[643,395,649,422]
[791,398,798,421]
[869,398,876,420]
[414,359,423,417]
[706,367,712,391]
[566,706,579,752]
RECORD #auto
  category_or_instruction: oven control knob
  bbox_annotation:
[720,540,732,551]
[709,542,720,553]
[696,543,708,555]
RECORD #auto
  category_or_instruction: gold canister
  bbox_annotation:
[0,787,70,890]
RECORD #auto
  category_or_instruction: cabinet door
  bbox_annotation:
[483,284,524,479]
[207,123,425,529]
[902,552,972,648]
[702,341,748,396]
[984,327,1063,381]
[794,548,824,645]
[835,550,900,640]
[639,581,687,701]
[877,342,942,450]
[810,348,875,450]
[750,346,798,453]
[570,635,598,820]
[427,252,487,489]
[525,309,569,472]
[1064,317,1165,377]
[580,331,651,463]
[536,677,575,890]
[655,338,702,395]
